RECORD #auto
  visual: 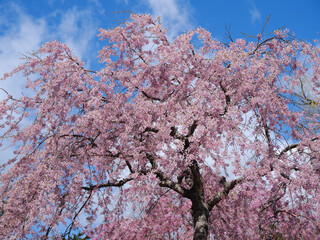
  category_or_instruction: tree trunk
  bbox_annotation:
[183,160,210,240]
[192,200,209,240]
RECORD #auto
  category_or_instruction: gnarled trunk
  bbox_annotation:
[192,200,209,240]
[183,160,210,240]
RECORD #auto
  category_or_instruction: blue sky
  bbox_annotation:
[0,0,319,78]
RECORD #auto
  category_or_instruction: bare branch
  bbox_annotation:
[82,177,133,191]
[277,138,318,158]
[277,210,320,232]
[141,90,162,101]
[224,23,234,43]
[260,14,271,36]
[277,143,299,158]
[63,191,93,238]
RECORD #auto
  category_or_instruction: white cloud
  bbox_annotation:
[0,4,99,98]
[248,0,261,24]
[56,7,98,62]
[145,0,193,40]
[249,6,261,24]
[0,7,46,98]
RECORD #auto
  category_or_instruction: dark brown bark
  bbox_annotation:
[185,160,243,239]
[183,160,210,240]
[192,198,210,240]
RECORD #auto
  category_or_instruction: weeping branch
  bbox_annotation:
[63,191,93,238]
[277,210,320,232]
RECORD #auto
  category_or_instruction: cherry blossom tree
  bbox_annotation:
[1,14,320,239]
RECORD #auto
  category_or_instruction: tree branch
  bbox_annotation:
[144,152,188,196]
[157,171,188,197]
[207,177,243,211]
[63,191,93,238]
[141,90,162,101]
[186,160,204,199]
[277,143,299,158]
[277,137,318,158]
[170,120,198,152]
[277,210,320,232]
[82,177,133,191]
[219,81,230,116]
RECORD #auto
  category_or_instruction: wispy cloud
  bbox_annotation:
[56,6,98,62]
[0,4,99,87]
[0,4,46,97]
[249,7,261,24]
[145,0,193,40]
[248,1,261,24]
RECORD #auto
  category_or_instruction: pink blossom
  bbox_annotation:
[0,14,320,239]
